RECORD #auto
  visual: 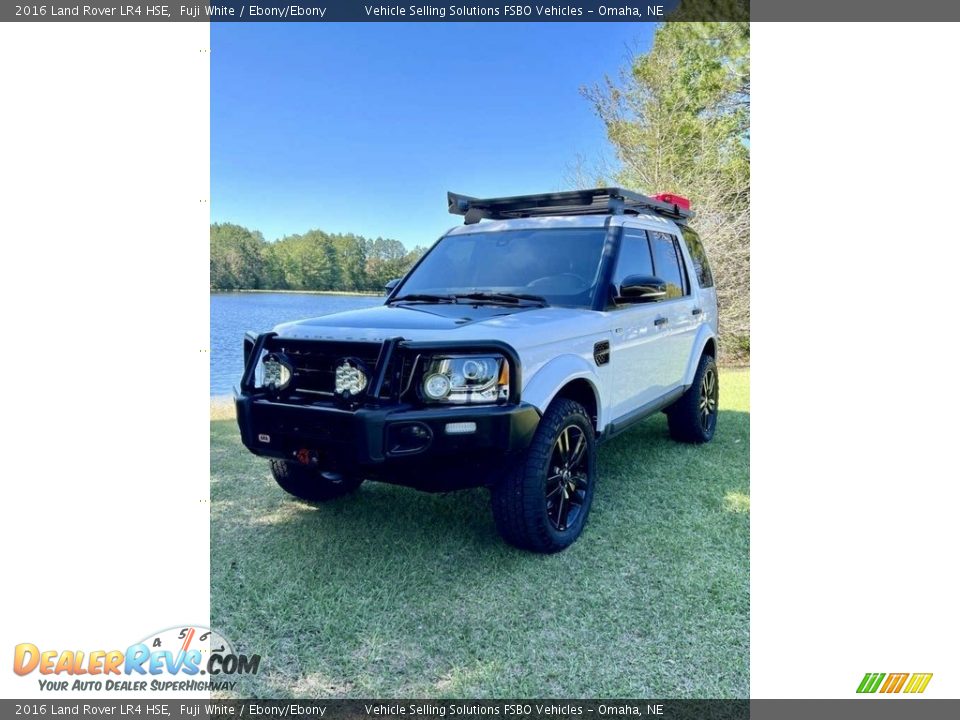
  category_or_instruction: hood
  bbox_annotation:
[275,303,529,338]
[273,302,595,347]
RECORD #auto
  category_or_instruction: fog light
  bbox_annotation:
[444,421,477,435]
[387,422,433,454]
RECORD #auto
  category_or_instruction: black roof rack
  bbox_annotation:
[447,187,693,225]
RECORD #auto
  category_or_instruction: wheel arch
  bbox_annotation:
[521,355,603,434]
[552,378,600,434]
[701,336,717,359]
[683,327,719,387]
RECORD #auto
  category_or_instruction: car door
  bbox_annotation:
[647,229,700,388]
[606,227,673,422]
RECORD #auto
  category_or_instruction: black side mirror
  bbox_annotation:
[384,278,401,295]
[617,275,667,303]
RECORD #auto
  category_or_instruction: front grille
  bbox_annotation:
[271,339,384,397]
[266,338,425,403]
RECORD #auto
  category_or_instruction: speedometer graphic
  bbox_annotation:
[137,625,236,676]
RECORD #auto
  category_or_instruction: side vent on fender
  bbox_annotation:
[593,341,610,367]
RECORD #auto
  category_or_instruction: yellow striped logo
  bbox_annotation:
[903,673,934,694]
[857,672,933,694]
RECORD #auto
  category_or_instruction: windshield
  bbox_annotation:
[394,228,607,308]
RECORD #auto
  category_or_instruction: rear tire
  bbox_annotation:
[269,459,363,502]
[490,398,597,553]
[667,353,719,443]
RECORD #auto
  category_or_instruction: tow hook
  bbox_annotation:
[295,448,319,466]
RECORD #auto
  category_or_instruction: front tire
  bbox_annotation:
[491,398,597,553]
[269,459,363,502]
[667,353,719,443]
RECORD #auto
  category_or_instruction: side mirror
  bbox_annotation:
[384,278,401,295]
[617,275,667,303]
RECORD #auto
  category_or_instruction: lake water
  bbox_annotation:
[210,292,383,396]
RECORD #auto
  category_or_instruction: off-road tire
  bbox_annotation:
[269,459,363,502]
[490,398,597,553]
[667,353,719,443]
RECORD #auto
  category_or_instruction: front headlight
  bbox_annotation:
[420,355,509,404]
[258,352,293,392]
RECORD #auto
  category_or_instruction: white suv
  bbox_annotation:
[235,188,719,552]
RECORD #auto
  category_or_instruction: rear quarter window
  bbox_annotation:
[681,227,714,289]
[649,231,688,299]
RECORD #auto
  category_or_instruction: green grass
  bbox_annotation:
[211,370,749,698]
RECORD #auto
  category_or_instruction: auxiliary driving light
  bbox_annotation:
[335,358,369,396]
[261,353,293,392]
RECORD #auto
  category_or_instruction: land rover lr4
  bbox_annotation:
[235,188,719,553]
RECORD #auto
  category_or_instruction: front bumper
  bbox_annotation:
[235,333,539,489]
[235,393,541,470]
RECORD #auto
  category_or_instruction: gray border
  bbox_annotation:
[752,699,960,719]
[752,0,960,19]
[3,700,960,719]
[9,0,960,21]
[2,0,751,23]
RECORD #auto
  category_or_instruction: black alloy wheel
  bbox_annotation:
[490,398,597,553]
[545,425,590,532]
[667,352,720,443]
[698,364,719,434]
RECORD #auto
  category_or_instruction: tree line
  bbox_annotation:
[210,223,427,293]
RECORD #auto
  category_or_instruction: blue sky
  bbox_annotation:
[212,23,653,249]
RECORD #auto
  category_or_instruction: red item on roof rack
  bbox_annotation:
[652,193,691,211]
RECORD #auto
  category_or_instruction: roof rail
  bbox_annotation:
[447,187,694,225]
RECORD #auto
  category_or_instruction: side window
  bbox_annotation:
[680,227,714,288]
[612,229,654,292]
[649,231,687,298]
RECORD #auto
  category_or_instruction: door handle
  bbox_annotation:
[654,317,668,327]
[692,308,702,316]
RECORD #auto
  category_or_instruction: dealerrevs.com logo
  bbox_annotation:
[857,672,933,694]
[13,625,260,693]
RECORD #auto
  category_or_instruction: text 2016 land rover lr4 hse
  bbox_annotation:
[235,188,719,552]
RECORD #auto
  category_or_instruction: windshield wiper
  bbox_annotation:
[453,292,548,307]
[389,293,457,304]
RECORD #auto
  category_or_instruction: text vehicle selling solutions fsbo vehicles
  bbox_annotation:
[235,188,719,552]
